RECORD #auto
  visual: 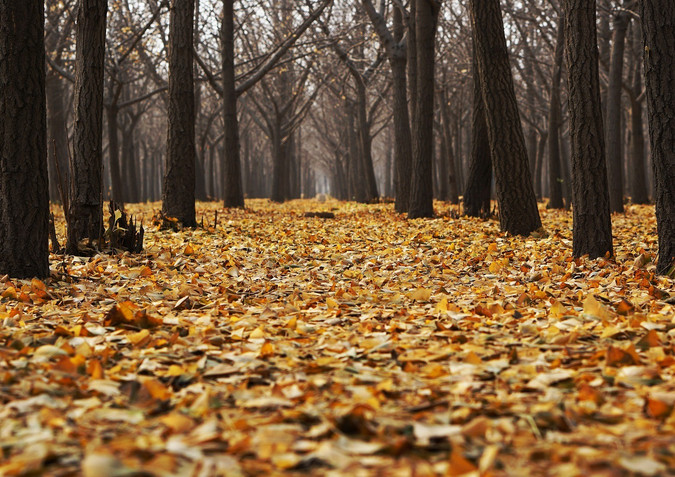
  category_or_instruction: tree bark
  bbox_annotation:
[67,0,107,253]
[628,56,649,204]
[46,72,69,204]
[469,0,542,235]
[162,0,197,226]
[464,46,492,218]
[605,11,630,213]
[408,0,439,219]
[640,0,675,275]
[547,17,565,209]
[106,104,124,203]
[221,0,245,208]
[563,0,613,258]
[0,0,50,278]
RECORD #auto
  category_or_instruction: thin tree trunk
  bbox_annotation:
[408,0,439,218]
[162,0,196,226]
[605,11,630,213]
[221,0,244,208]
[547,17,565,209]
[67,0,107,253]
[464,47,492,218]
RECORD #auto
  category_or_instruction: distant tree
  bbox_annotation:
[162,0,197,227]
[362,0,413,213]
[463,45,492,218]
[469,0,542,235]
[408,0,441,219]
[563,0,613,258]
[547,16,565,210]
[605,8,631,214]
[221,0,244,208]
[640,0,675,275]
[66,0,107,254]
[0,0,50,278]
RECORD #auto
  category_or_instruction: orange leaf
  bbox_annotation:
[142,378,172,400]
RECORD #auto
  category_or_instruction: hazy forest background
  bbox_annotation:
[0,0,674,475]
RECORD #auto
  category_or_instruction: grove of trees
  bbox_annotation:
[0,0,673,277]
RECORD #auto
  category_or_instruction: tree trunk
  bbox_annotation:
[0,0,50,278]
[629,64,649,204]
[464,47,492,218]
[408,0,439,219]
[355,81,379,202]
[162,0,196,227]
[106,105,124,203]
[390,7,413,212]
[469,0,542,235]
[547,17,565,209]
[605,11,630,213]
[221,0,245,208]
[640,0,675,275]
[563,0,613,258]
[46,73,69,204]
[67,0,107,253]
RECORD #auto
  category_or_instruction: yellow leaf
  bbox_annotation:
[410,288,432,302]
[550,300,567,317]
[326,297,338,309]
[436,297,449,312]
[184,244,194,255]
[582,295,612,321]
[250,326,265,339]
[128,329,151,346]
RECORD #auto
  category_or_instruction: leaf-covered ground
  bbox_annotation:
[1,199,674,476]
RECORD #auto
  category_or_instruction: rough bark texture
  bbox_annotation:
[563,0,613,258]
[640,0,675,275]
[547,18,565,209]
[67,0,107,254]
[221,0,244,208]
[464,47,492,218]
[162,0,197,227]
[408,0,439,219]
[0,0,50,278]
[469,0,542,235]
[605,12,630,214]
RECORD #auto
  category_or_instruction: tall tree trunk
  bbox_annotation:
[407,0,417,125]
[67,0,107,253]
[162,0,196,226]
[392,34,413,210]
[356,81,379,202]
[0,0,50,278]
[408,0,439,219]
[221,0,244,208]
[605,11,630,213]
[547,17,565,209]
[563,0,613,258]
[469,0,542,235]
[46,73,69,204]
[106,105,124,203]
[629,57,649,204]
[464,47,492,218]
[640,0,675,275]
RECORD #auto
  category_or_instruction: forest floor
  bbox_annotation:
[1,198,674,476]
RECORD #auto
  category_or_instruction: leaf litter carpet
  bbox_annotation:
[1,199,674,476]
